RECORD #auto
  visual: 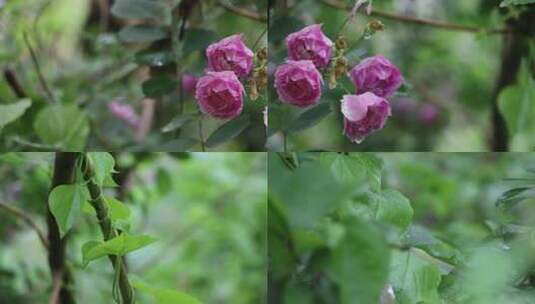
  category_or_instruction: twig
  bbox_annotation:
[3,69,28,98]
[0,201,49,250]
[252,28,268,51]
[320,0,513,35]
[48,271,63,304]
[216,0,266,22]
[23,32,56,102]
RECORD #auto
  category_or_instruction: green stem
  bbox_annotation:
[80,154,134,304]
[23,32,56,102]
[198,116,206,151]
[283,133,288,152]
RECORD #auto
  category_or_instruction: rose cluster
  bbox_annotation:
[344,55,402,143]
[194,34,254,119]
[274,24,403,143]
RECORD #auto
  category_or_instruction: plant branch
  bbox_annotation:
[216,0,266,22]
[320,0,513,35]
[252,28,268,51]
[3,69,28,98]
[48,152,78,304]
[49,271,64,304]
[23,32,56,102]
[80,154,134,304]
[0,201,49,249]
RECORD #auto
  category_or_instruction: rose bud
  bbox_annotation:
[341,93,391,143]
[195,71,245,119]
[108,101,141,129]
[286,24,333,69]
[349,55,403,98]
[181,74,199,95]
[274,60,323,108]
[206,34,254,77]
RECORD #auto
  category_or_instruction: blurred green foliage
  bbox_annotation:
[0,152,266,303]
[269,152,535,303]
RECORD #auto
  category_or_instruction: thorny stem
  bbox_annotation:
[80,154,134,304]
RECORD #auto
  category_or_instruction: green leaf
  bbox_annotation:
[371,189,414,231]
[286,102,331,134]
[142,74,178,98]
[496,187,534,210]
[135,50,174,67]
[118,25,168,43]
[205,115,250,148]
[111,0,167,20]
[34,104,89,150]
[49,184,90,238]
[459,245,515,303]
[155,138,199,151]
[87,152,115,187]
[320,153,383,192]
[267,103,294,137]
[269,15,305,45]
[133,278,202,304]
[104,196,131,222]
[320,153,367,185]
[283,280,314,303]
[498,60,535,149]
[500,0,535,7]
[82,234,156,266]
[162,113,199,133]
[0,99,31,130]
[182,28,217,56]
[390,248,452,304]
[156,168,173,195]
[328,217,390,304]
[269,161,354,229]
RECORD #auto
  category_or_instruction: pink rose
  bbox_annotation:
[349,55,403,98]
[108,101,140,129]
[206,34,254,77]
[274,60,323,108]
[341,93,391,143]
[195,71,244,119]
[182,74,199,95]
[286,24,333,69]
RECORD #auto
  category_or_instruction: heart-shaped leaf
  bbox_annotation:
[49,184,90,238]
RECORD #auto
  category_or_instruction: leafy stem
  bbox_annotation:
[80,153,135,304]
